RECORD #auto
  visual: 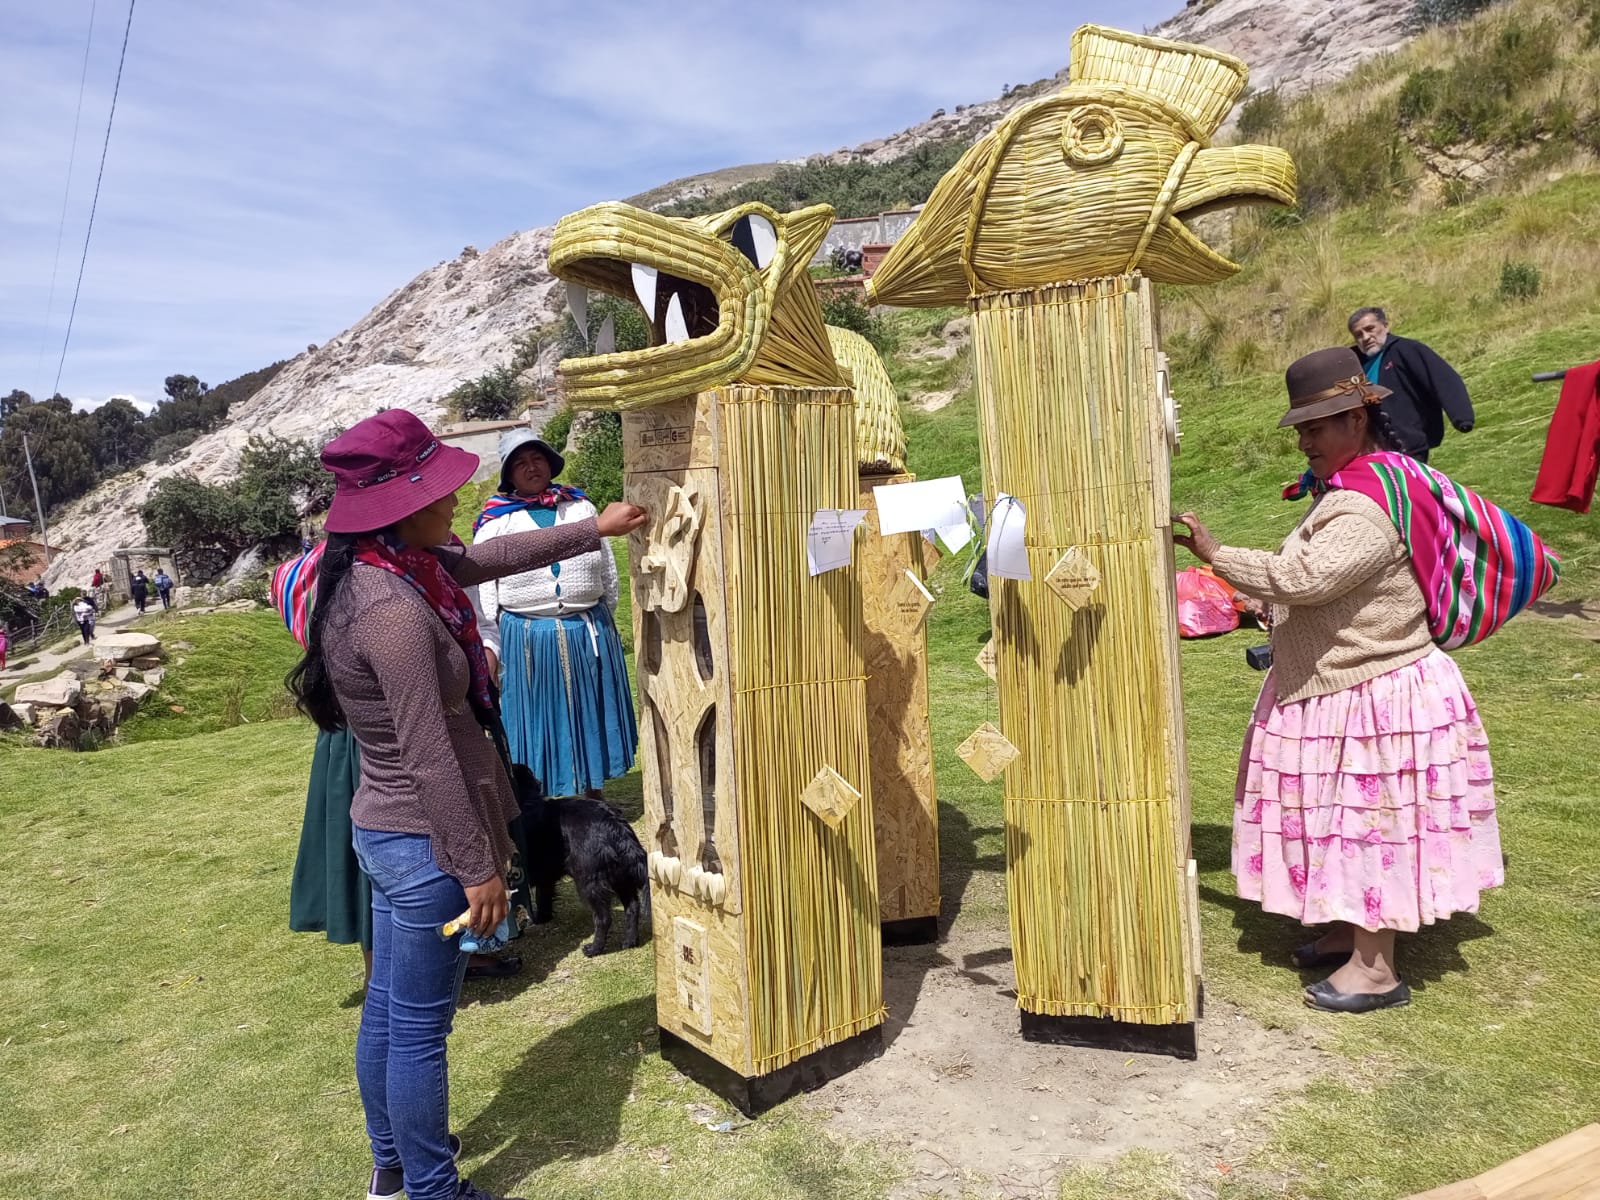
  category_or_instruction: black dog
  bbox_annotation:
[511,765,650,957]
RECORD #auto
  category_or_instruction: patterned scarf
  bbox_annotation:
[271,542,325,650]
[1284,451,1560,648]
[354,532,495,715]
[472,485,586,535]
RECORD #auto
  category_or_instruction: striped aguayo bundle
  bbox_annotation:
[271,541,325,650]
[1324,452,1560,649]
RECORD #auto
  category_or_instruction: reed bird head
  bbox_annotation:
[866,24,1297,307]
[548,201,845,409]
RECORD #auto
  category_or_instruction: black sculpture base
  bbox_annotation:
[881,915,940,946]
[1019,1011,1198,1060]
[660,1024,885,1117]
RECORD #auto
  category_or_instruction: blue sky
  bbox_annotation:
[0,0,1171,410]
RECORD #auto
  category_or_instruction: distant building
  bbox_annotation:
[813,207,923,266]
[0,515,57,584]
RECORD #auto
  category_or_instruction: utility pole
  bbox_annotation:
[22,432,50,554]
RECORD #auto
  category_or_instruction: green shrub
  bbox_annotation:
[820,292,896,353]
[1398,68,1446,123]
[1418,0,1504,24]
[558,294,650,360]
[539,405,575,453]
[1285,101,1409,212]
[1235,89,1286,140]
[1497,258,1542,300]
[444,366,526,422]
[567,413,624,507]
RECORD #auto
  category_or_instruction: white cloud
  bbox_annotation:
[1,0,1172,404]
[70,393,153,415]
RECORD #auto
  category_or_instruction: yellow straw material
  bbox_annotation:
[866,24,1296,307]
[827,325,906,474]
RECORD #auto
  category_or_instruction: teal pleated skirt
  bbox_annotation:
[499,605,637,796]
[288,726,372,950]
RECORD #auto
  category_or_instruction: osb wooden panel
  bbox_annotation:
[651,886,753,1075]
[860,471,940,924]
[1404,1123,1600,1199]
[622,395,719,473]
[973,276,1199,1023]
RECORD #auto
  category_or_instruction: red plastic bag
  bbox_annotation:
[1176,566,1240,638]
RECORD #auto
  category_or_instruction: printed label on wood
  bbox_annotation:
[957,722,1019,783]
[673,917,714,1036]
[800,765,863,830]
[1044,547,1101,611]
[886,567,934,635]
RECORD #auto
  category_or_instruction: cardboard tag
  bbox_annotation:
[956,722,1019,782]
[887,567,935,634]
[1044,547,1101,610]
[975,639,997,682]
[799,765,862,829]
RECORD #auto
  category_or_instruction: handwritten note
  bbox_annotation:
[986,494,1031,580]
[807,508,868,576]
[873,476,968,536]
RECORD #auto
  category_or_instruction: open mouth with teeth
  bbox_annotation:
[547,201,798,410]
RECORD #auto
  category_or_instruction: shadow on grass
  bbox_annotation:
[459,993,655,1189]
[1196,822,1498,992]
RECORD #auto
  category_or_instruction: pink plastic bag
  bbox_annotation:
[1176,566,1240,638]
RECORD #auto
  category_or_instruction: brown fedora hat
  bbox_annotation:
[1277,346,1392,428]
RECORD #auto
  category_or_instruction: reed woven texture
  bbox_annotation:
[720,382,885,1072]
[972,276,1197,1023]
[827,325,906,474]
[550,202,843,410]
[865,24,1295,308]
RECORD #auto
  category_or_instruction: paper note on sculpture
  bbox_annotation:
[800,765,863,830]
[986,494,1031,580]
[935,521,972,553]
[807,508,868,576]
[957,723,1020,782]
[887,568,934,634]
[976,639,997,682]
[874,475,968,536]
[1045,547,1101,610]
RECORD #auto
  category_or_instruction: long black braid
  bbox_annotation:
[1360,396,1407,454]
[285,531,362,732]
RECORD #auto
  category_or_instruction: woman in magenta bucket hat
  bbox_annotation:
[288,410,646,1200]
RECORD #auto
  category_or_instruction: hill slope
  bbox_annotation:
[44,1,1421,584]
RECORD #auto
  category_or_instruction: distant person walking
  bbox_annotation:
[0,624,8,671]
[72,596,96,644]
[154,568,174,610]
[1348,307,1474,464]
[130,569,151,615]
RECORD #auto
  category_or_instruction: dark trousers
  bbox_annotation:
[158,589,171,609]
[132,590,147,614]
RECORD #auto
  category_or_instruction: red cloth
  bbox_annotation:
[1531,359,1600,514]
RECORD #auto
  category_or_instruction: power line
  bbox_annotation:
[52,0,136,399]
[34,0,99,397]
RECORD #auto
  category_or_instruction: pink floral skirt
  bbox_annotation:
[1233,647,1502,932]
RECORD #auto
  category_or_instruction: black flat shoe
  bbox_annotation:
[465,954,523,981]
[1303,977,1411,1013]
[1291,941,1350,969]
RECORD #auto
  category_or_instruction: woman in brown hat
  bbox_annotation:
[1174,347,1502,1014]
[287,410,646,1200]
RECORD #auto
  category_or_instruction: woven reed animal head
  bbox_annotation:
[866,25,1297,308]
[549,201,846,409]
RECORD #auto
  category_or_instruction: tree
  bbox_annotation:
[139,475,250,555]
[0,394,97,515]
[87,397,152,472]
[444,366,526,422]
[233,434,334,541]
[1,389,32,419]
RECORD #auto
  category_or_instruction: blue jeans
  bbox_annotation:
[352,826,469,1200]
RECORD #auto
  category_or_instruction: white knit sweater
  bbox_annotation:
[472,499,620,655]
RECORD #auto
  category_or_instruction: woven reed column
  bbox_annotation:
[971,274,1199,1050]
[626,383,885,1112]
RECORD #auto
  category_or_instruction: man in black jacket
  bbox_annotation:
[1348,307,1474,463]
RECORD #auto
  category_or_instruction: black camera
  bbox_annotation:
[1245,644,1273,671]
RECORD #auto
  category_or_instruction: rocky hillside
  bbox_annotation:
[42,0,1421,586]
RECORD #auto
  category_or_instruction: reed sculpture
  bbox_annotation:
[549,201,885,1111]
[868,24,1297,1053]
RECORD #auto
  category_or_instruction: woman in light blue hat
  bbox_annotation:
[472,428,636,798]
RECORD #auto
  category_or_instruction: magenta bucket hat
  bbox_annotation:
[321,410,479,533]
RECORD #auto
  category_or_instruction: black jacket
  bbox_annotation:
[1356,334,1474,456]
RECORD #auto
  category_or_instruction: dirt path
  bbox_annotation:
[0,601,142,685]
[812,920,1327,1198]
